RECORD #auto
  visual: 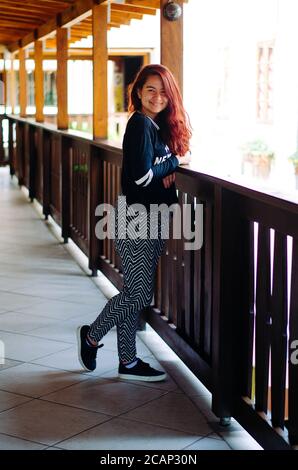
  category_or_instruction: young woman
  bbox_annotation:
[77,64,191,381]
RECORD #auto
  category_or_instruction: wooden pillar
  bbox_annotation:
[0,53,5,109]
[160,0,184,94]
[9,57,16,114]
[56,27,68,130]
[92,3,108,139]
[3,70,7,111]
[19,48,27,117]
[34,40,44,123]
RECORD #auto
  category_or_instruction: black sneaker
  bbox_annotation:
[118,358,167,382]
[77,325,103,372]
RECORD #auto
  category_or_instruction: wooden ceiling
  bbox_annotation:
[0,0,188,52]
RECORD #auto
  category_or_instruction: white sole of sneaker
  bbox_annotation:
[76,326,93,372]
[118,372,167,382]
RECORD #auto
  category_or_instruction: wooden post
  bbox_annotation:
[3,70,7,111]
[9,56,16,114]
[56,27,68,130]
[19,48,27,117]
[0,53,6,111]
[88,145,103,275]
[92,3,108,139]
[160,0,183,94]
[34,41,44,122]
[61,136,71,243]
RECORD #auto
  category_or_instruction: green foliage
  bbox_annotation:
[73,163,88,173]
[288,150,298,167]
[241,139,274,159]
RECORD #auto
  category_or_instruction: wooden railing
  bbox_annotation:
[3,114,298,450]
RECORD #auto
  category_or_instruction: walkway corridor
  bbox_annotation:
[0,167,261,450]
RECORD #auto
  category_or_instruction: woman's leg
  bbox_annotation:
[88,237,165,362]
[116,237,165,362]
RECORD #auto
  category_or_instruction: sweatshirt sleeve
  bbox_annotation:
[125,117,179,188]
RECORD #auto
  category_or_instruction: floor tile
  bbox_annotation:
[0,311,60,334]
[218,430,263,450]
[0,292,44,314]
[0,390,32,412]
[0,433,46,450]
[42,378,166,415]
[0,330,73,361]
[0,399,110,446]
[58,416,202,450]
[0,362,90,397]
[0,358,23,372]
[184,436,231,450]
[123,391,213,435]
[13,299,100,321]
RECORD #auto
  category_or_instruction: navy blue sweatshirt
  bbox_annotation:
[121,112,179,208]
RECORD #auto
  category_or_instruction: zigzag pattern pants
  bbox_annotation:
[88,235,165,363]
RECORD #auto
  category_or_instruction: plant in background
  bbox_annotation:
[241,139,274,159]
[288,150,298,172]
[241,139,274,179]
[288,150,298,190]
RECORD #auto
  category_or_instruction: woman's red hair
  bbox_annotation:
[128,64,192,156]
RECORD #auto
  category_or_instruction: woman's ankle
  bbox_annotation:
[87,334,98,347]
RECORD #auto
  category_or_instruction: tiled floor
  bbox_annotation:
[0,166,262,450]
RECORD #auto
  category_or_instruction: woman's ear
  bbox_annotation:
[137,88,141,99]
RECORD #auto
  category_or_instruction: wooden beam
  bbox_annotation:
[7,41,20,54]
[0,19,39,29]
[34,41,44,122]
[21,31,36,48]
[110,11,143,21]
[160,0,183,94]
[125,0,159,8]
[19,48,27,117]
[60,0,104,28]
[92,2,108,139]
[56,27,68,129]
[37,18,57,41]
[112,3,156,15]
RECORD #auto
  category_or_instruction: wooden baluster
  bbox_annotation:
[89,146,103,276]
[255,224,271,413]
[270,231,288,428]
[288,238,298,444]
[176,191,185,332]
[241,220,255,398]
[42,131,51,219]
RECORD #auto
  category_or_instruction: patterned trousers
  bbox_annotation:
[88,217,165,363]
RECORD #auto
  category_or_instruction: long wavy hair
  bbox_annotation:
[128,64,192,156]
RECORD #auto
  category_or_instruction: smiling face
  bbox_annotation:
[137,74,169,120]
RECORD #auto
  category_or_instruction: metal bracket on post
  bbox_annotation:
[220,417,231,427]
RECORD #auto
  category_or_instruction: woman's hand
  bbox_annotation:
[177,152,191,165]
[162,173,176,188]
